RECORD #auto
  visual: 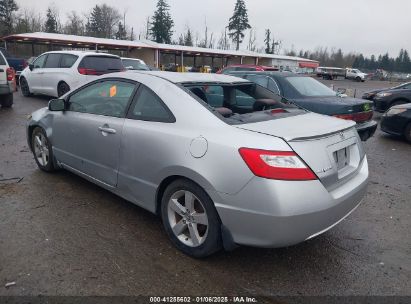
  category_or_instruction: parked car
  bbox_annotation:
[20,51,124,98]
[217,64,279,74]
[226,71,377,141]
[27,71,369,257]
[121,57,150,71]
[380,104,411,142]
[316,67,367,82]
[0,47,28,80]
[0,51,15,108]
[345,68,367,82]
[373,83,411,113]
[362,82,411,101]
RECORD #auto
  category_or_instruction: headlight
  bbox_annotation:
[385,108,407,116]
[376,92,392,98]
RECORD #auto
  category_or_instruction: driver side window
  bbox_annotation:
[68,80,136,118]
[33,54,47,69]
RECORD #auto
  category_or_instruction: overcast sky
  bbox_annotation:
[18,0,411,57]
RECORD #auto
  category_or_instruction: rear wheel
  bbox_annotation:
[0,93,13,108]
[161,179,222,258]
[57,82,70,97]
[404,122,411,143]
[20,77,32,97]
[31,127,56,172]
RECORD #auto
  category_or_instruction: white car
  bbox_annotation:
[345,68,367,82]
[121,57,150,71]
[20,51,124,98]
[0,51,14,108]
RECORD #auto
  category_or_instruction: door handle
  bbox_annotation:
[98,126,117,134]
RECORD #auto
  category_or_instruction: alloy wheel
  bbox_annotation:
[167,190,209,247]
[33,133,49,166]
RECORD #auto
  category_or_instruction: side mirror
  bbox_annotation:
[29,64,34,71]
[48,99,65,111]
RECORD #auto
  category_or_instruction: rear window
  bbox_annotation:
[79,56,123,74]
[286,76,337,97]
[122,59,149,70]
[0,53,6,65]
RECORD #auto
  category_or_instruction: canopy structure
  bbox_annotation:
[1,32,319,70]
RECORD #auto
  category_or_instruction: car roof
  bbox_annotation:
[42,50,119,57]
[227,71,297,78]
[121,57,143,61]
[122,71,251,84]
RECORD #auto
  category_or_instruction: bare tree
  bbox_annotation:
[247,28,257,52]
[64,11,84,35]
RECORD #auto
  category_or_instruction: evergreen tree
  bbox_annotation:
[184,28,193,46]
[86,4,120,38]
[115,22,127,40]
[264,29,271,54]
[44,8,58,33]
[228,0,251,50]
[86,5,103,37]
[0,0,18,35]
[150,0,174,44]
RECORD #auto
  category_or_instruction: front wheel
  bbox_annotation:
[20,77,32,97]
[31,127,56,172]
[356,76,362,82]
[161,179,222,258]
[0,93,13,108]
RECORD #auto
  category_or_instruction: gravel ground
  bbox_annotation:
[0,80,410,297]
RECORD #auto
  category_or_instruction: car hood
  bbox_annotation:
[236,112,355,141]
[380,88,411,94]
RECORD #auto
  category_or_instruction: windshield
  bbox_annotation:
[122,59,150,70]
[286,76,337,97]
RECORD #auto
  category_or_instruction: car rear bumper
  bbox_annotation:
[355,120,378,141]
[0,83,13,95]
[215,156,368,248]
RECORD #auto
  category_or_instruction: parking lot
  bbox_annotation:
[0,80,410,297]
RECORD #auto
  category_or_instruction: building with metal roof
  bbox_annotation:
[1,32,319,72]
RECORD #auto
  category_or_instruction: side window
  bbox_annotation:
[246,75,269,88]
[60,54,78,68]
[68,80,135,118]
[44,54,62,68]
[268,78,281,95]
[128,85,174,122]
[33,54,47,69]
[234,88,256,109]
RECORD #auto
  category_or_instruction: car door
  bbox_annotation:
[52,79,137,187]
[41,53,62,96]
[28,54,47,92]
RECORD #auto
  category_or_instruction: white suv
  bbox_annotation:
[0,51,14,108]
[20,51,124,98]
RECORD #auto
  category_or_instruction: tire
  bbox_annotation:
[404,122,411,143]
[57,82,70,97]
[161,179,222,258]
[356,76,361,82]
[0,93,13,108]
[31,127,56,172]
[20,77,32,97]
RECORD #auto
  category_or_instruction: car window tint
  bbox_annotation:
[0,53,6,65]
[79,56,123,74]
[44,54,62,68]
[246,75,268,88]
[268,78,281,95]
[60,54,78,68]
[33,54,47,69]
[189,85,224,107]
[129,85,174,122]
[69,80,135,118]
[235,89,256,108]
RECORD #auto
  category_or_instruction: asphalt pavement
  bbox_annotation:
[0,81,410,297]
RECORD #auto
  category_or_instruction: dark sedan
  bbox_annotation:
[372,83,411,113]
[227,71,377,141]
[362,82,411,101]
[380,104,411,143]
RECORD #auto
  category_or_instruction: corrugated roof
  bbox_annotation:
[2,32,319,63]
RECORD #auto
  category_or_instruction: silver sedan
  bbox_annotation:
[27,71,369,257]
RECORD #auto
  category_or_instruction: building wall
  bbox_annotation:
[129,48,156,66]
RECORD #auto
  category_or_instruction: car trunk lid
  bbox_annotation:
[236,112,364,190]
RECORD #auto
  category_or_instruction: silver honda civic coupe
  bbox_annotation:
[27,71,369,257]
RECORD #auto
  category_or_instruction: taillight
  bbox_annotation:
[6,68,14,81]
[239,148,317,181]
[78,68,98,75]
[334,111,373,123]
